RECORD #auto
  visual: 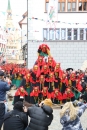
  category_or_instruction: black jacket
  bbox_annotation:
[27,104,53,130]
[3,109,28,130]
[84,75,87,83]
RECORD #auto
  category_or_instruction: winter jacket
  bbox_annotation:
[3,109,28,130]
[84,75,87,83]
[60,103,87,130]
[0,80,10,101]
[27,104,53,130]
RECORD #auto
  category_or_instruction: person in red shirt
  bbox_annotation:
[61,73,69,94]
[54,63,63,79]
[46,72,57,92]
[47,57,56,72]
[51,89,62,104]
[30,86,40,104]
[35,56,45,70]
[41,64,49,78]
[30,65,40,87]
[14,86,28,104]
[37,44,51,57]
[36,75,45,91]
[40,87,51,101]
[62,87,75,103]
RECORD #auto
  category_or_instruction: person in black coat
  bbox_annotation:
[3,101,28,130]
[25,99,53,130]
[81,78,86,93]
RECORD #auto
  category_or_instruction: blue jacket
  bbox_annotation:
[60,103,87,130]
[0,80,10,101]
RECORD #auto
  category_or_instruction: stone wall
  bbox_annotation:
[27,41,87,70]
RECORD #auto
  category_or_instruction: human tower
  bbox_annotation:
[0,44,84,104]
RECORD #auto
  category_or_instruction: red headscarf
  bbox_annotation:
[51,89,63,100]
[15,86,28,96]
[30,87,40,97]
[63,88,74,99]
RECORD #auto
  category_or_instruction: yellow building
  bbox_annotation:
[5,0,23,63]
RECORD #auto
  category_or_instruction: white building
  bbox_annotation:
[0,27,6,55]
[27,0,87,70]
[5,0,23,63]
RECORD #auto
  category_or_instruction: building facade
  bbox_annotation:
[27,0,87,70]
[5,0,22,63]
[0,28,6,55]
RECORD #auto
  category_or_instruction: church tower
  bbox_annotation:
[6,0,14,28]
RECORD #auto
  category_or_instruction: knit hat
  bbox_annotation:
[0,70,4,76]
[43,99,52,108]
[14,101,24,112]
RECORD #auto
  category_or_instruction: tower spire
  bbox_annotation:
[6,0,13,28]
[7,0,11,11]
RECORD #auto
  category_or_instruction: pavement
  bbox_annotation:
[6,90,87,130]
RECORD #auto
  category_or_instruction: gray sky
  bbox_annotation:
[0,0,27,26]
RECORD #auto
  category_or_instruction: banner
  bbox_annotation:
[48,0,58,27]
[48,0,58,21]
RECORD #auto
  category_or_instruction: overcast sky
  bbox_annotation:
[0,0,27,26]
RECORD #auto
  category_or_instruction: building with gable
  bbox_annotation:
[5,0,23,63]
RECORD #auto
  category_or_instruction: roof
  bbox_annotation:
[22,11,27,17]
[7,0,11,10]
[19,11,27,27]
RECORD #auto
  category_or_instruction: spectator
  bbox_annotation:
[0,70,10,129]
[81,78,86,93]
[3,101,28,130]
[24,99,53,130]
[81,86,87,103]
[84,71,87,83]
[60,101,87,130]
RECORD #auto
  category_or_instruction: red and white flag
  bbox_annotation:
[48,0,58,21]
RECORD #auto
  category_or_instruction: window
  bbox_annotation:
[80,29,84,40]
[78,2,82,10]
[49,29,54,40]
[68,2,71,11]
[43,28,48,40]
[68,29,72,40]
[86,29,87,40]
[58,2,60,12]
[45,0,49,12]
[61,2,65,11]
[55,29,60,40]
[58,0,66,12]
[45,0,66,12]
[43,28,86,41]
[68,0,76,11]
[61,29,66,40]
[78,0,87,11]
[73,29,78,40]
[72,2,76,11]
